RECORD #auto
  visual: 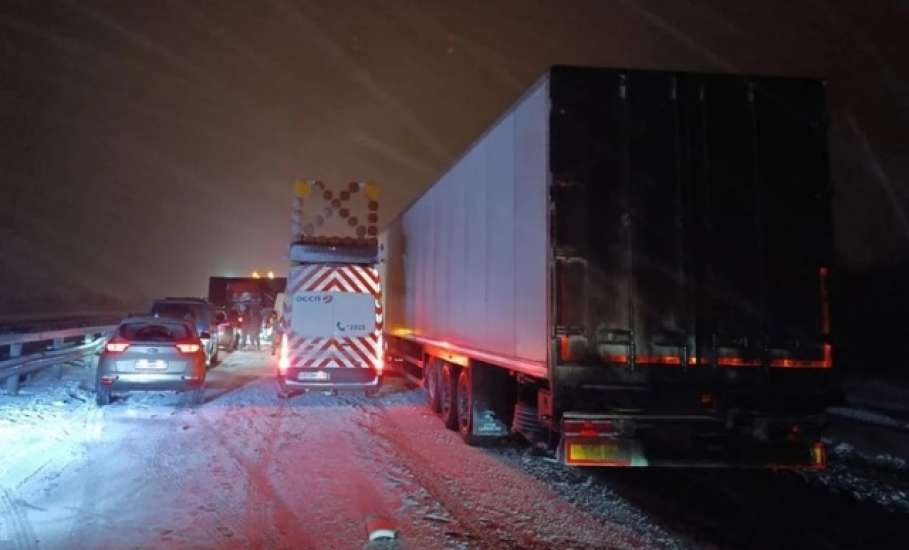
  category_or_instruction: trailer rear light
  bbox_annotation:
[176,343,201,354]
[278,334,290,372]
[770,344,832,369]
[810,441,826,468]
[105,338,129,353]
[602,354,682,365]
[716,356,762,367]
[563,419,616,437]
[559,335,571,361]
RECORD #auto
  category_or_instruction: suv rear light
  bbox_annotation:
[176,343,201,353]
[105,337,129,353]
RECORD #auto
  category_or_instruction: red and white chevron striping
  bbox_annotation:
[283,264,383,369]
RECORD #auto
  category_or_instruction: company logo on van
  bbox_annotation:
[295,294,333,304]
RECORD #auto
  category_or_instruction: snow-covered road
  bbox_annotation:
[3,352,909,549]
[1,352,662,549]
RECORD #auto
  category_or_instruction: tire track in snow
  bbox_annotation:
[0,486,38,550]
[194,397,318,548]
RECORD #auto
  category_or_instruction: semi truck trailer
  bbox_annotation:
[381,66,836,467]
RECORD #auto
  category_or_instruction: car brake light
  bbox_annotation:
[105,339,129,353]
[278,334,290,372]
[176,343,201,353]
[238,316,244,323]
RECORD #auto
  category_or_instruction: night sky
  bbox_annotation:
[1,0,907,315]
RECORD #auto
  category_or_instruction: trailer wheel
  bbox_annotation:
[439,362,459,430]
[425,358,442,413]
[456,368,479,445]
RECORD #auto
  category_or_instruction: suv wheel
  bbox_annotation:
[96,385,111,407]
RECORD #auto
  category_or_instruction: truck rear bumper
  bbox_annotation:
[561,411,827,469]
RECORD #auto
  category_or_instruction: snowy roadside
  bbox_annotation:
[803,430,909,513]
[489,445,684,549]
[0,367,103,495]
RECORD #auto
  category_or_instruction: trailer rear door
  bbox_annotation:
[550,67,832,370]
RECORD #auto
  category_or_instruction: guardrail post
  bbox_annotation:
[51,337,65,378]
[5,343,22,394]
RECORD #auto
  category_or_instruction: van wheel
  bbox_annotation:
[456,368,478,445]
[439,362,459,430]
[425,359,441,413]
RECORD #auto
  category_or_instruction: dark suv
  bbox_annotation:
[150,298,219,366]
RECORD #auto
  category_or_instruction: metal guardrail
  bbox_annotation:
[0,325,117,394]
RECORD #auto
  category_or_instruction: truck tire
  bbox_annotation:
[425,359,442,413]
[439,362,459,430]
[456,368,478,445]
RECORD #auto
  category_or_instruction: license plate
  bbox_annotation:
[568,442,619,462]
[298,371,330,381]
[135,359,167,369]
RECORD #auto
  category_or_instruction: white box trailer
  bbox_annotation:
[381,66,837,466]
[382,77,549,377]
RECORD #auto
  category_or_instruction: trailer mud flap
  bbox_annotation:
[468,363,513,439]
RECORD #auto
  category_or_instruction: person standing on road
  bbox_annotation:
[243,305,262,351]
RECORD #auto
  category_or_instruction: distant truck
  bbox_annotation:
[208,276,287,349]
[275,180,384,396]
[207,277,286,312]
[381,66,836,467]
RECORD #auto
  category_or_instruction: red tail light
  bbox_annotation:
[238,316,244,323]
[105,337,129,353]
[558,335,572,362]
[176,343,201,354]
[563,419,616,437]
[278,334,290,372]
